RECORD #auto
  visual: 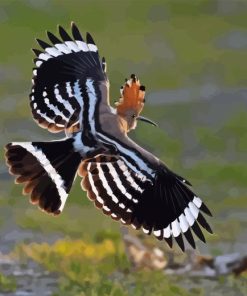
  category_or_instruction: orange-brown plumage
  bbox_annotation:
[115,74,145,118]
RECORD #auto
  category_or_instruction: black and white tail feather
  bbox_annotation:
[5,139,81,214]
[5,23,213,252]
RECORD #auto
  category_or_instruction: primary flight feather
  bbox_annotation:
[5,23,213,252]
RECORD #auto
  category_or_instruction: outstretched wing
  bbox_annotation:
[30,22,108,133]
[78,154,213,252]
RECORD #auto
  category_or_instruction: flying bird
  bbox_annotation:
[5,23,213,251]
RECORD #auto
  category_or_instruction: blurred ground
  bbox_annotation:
[0,0,247,295]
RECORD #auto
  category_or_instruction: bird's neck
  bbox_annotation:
[117,115,129,134]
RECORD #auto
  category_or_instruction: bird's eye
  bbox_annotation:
[132,114,136,118]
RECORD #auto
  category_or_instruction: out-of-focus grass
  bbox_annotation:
[17,205,119,240]
[13,238,247,295]
[14,239,200,296]
[0,273,16,293]
[189,162,247,188]
[229,274,247,296]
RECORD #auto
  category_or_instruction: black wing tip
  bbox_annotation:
[164,237,173,249]
[183,229,196,249]
[46,30,61,44]
[57,24,63,31]
[200,203,213,217]
[197,212,213,234]
[32,48,42,56]
[205,225,213,235]
[86,32,95,44]
[175,234,185,252]
[36,38,51,50]
[58,25,65,34]
[46,31,52,38]
[71,22,84,41]
[191,221,206,243]
[71,21,78,32]
[58,25,73,41]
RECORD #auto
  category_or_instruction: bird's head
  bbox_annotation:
[115,74,157,132]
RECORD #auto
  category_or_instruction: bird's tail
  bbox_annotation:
[5,138,82,214]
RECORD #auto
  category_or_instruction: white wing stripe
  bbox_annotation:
[65,41,80,52]
[86,79,97,134]
[43,98,68,121]
[66,82,74,97]
[76,41,89,51]
[36,61,42,67]
[103,205,110,212]
[179,213,189,233]
[36,109,54,124]
[193,196,202,208]
[107,163,132,200]
[171,219,181,237]
[96,163,118,204]
[73,132,95,154]
[142,227,149,234]
[54,86,74,114]
[87,163,104,205]
[39,53,52,61]
[119,203,125,209]
[154,230,162,237]
[45,47,62,57]
[189,202,199,219]
[117,160,144,193]
[55,43,72,54]
[88,44,98,52]
[184,207,195,226]
[163,225,171,238]
[73,80,84,125]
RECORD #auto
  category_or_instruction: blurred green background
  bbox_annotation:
[0,0,247,295]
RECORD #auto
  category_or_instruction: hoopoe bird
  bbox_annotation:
[5,23,213,252]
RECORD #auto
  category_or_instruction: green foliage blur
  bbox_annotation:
[1,0,247,295]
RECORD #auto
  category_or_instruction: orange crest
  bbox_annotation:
[115,74,146,117]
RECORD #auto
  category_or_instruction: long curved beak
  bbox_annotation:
[137,116,158,127]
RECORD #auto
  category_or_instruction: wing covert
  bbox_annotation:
[30,22,109,133]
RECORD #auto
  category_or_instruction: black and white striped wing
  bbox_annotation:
[30,22,108,133]
[78,155,145,224]
[78,155,213,251]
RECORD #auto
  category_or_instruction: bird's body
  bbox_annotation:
[5,23,213,251]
